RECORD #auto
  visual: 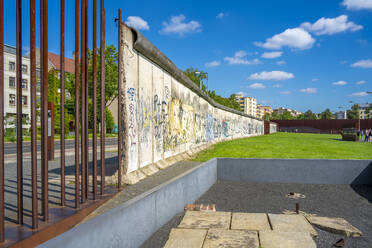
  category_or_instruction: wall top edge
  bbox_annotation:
[126,25,262,121]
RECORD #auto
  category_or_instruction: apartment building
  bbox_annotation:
[258,105,273,119]
[3,44,74,129]
[234,93,245,112]
[358,103,371,119]
[274,107,302,118]
[335,110,347,120]
[4,45,31,129]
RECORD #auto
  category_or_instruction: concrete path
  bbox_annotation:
[165,211,317,248]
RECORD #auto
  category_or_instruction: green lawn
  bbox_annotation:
[193,132,372,161]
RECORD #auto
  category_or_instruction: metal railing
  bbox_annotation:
[0,0,122,244]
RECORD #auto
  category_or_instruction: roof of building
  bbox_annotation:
[47,52,75,73]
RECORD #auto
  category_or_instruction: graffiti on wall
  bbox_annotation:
[127,87,137,150]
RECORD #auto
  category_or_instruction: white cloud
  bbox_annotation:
[299,88,317,93]
[312,78,319,82]
[356,80,367,85]
[272,84,282,88]
[276,60,286,65]
[301,15,362,35]
[280,90,291,95]
[235,91,245,96]
[205,60,221,67]
[217,12,226,19]
[247,83,266,89]
[342,0,372,10]
[261,51,283,59]
[333,80,348,85]
[224,50,261,65]
[351,59,372,68]
[254,28,315,50]
[248,71,294,81]
[126,16,150,30]
[350,91,369,97]
[160,15,201,36]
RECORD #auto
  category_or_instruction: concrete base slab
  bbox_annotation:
[155,160,170,169]
[260,231,316,248]
[122,170,147,185]
[141,164,159,176]
[178,211,231,230]
[306,216,362,237]
[268,214,318,237]
[231,213,271,231]
[163,228,207,248]
[203,229,259,248]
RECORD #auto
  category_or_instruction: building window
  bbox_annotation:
[22,79,27,89]
[22,96,28,106]
[9,94,15,105]
[9,77,15,88]
[22,64,28,73]
[9,61,15,71]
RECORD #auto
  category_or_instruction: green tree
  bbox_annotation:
[183,67,241,111]
[347,104,359,119]
[320,108,333,120]
[271,111,280,120]
[263,112,271,121]
[280,111,293,120]
[303,110,318,120]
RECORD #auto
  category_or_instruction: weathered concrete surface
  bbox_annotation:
[231,213,271,231]
[178,211,231,230]
[306,216,362,237]
[203,229,259,248]
[163,228,207,248]
[268,214,318,237]
[260,231,316,248]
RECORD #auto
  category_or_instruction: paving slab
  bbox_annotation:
[178,211,231,230]
[260,231,316,248]
[163,228,207,248]
[203,229,259,248]
[231,213,271,231]
[306,216,362,237]
[268,214,317,237]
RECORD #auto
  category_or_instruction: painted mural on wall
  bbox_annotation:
[122,25,264,172]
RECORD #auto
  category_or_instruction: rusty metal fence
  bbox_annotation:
[0,0,122,244]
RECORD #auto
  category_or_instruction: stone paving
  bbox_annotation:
[164,211,318,248]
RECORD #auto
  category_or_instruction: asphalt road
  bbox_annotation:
[4,137,117,155]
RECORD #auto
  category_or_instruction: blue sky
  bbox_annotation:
[3,0,372,113]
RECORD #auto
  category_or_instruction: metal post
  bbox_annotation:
[16,0,23,225]
[100,0,105,195]
[60,0,66,206]
[30,0,38,229]
[74,0,80,209]
[0,0,4,241]
[92,0,98,199]
[80,0,86,203]
[84,0,89,198]
[117,9,122,189]
[40,0,49,220]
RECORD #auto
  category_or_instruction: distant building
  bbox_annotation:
[3,44,75,129]
[358,103,371,119]
[335,111,347,120]
[274,107,302,117]
[234,93,258,117]
[256,104,264,119]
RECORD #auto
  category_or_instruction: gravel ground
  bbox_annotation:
[143,181,372,248]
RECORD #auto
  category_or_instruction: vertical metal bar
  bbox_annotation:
[0,0,4,241]
[80,0,86,203]
[40,0,49,220]
[30,0,38,229]
[117,9,122,189]
[74,0,80,209]
[84,0,88,198]
[92,0,98,199]
[100,0,105,195]
[60,0,65,207]
[16,0,23,225]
